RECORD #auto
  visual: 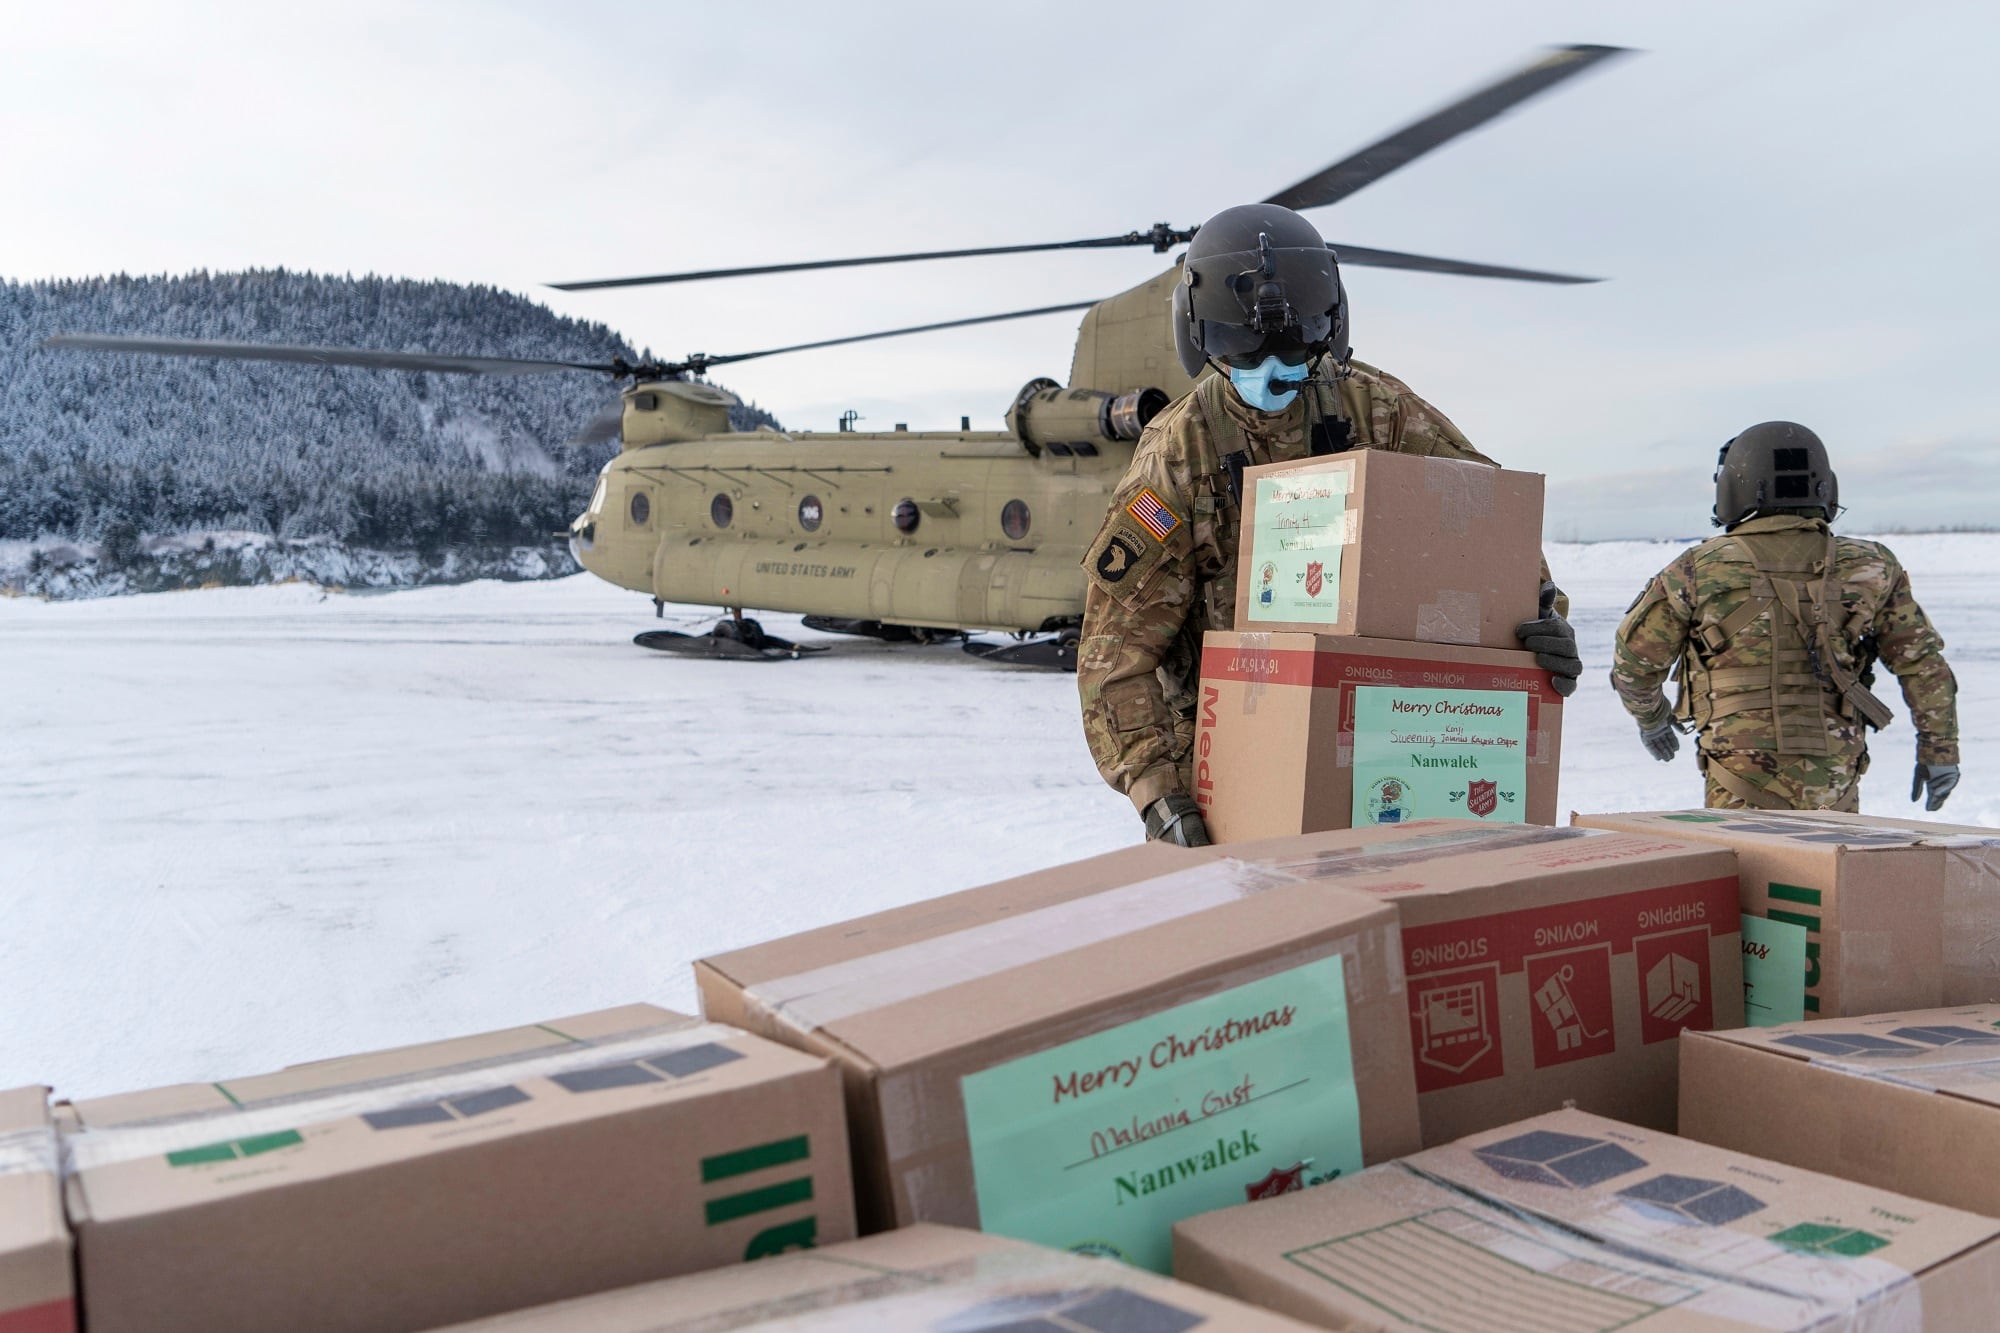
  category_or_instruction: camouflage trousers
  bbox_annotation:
[1698,747,1865,812]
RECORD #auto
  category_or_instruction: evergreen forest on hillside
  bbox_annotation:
[0,270,775,554]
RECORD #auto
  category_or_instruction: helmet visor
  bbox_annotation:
[1187,244,1338,359]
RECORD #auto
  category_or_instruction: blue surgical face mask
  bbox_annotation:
[1226,355,1311,413]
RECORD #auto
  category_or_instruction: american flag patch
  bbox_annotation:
[1127,488,1180,542]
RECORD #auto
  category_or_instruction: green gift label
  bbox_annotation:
[1742,913,1808,1026]
[960,954,1362,1273]
[1245,470,1351,625]
[1350,685,1530,825]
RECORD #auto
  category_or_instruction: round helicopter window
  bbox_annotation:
[710,493,733,528]
[1001,499,1031,541]
[629,491,650,525]
[798,495,824,532]
[892,498,921,534]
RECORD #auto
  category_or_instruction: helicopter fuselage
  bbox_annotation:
[570,428,1135,634]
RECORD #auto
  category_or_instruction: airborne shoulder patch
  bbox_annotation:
[1084,522,1168,604]
[1096,532,1144,582]
[1126,487,1181,542]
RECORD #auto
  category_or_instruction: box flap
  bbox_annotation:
[704,852,1399,1069]
[1693,1004,2000,1109]
[0,1085,69,1318]
[434,1223,1315,1330]
[61,1009,831,1223]
[1580,809,2000,851]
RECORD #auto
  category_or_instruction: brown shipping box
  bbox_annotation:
[1195,631,1563,841]
[0,1087,73,1333]
[59,1005,855,1333]
[429,1223,1319,1331]
[1173,1107,2000,1331]
[1219,821,1742,1143]
[696,842,1421,1272]
[1682,1003,2000,1220]
[1233,449,1544,648]
[1574,809,2000,1021]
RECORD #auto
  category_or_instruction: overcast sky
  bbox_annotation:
[6,0,1998,539]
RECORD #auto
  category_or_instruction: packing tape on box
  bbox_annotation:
[1244,823,1597,880]
[660,1248,1220,1326]
[1424,457,1496,538]
[744,859,1312,1034]
[1390,1159,1923,1333]
[0,1125,59,1177]
[1943,846,2000,997]
[62,1020,743,1172]
[1413,588,1482,645]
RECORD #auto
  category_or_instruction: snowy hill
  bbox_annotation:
[0,270,776,593]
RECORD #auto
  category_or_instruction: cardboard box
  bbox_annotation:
[1219,821,1742,1142]
[1573,809,2000,1021]
[429,1222,1319,1330]
[1682,1003,2000,1220]
[1234,450,1544,648]
[1195,631,1563,841]
[696,842,1421,1271]
[0,1087,74,1333]
[1173,1107,2000,1331]
[60,1005,855,1333]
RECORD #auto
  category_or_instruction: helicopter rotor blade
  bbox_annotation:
[547,230,1190,292]
[1331,243,1597,284]
[1264,44,1632,212]
[680,300,1101,373]
[41,333,626,378]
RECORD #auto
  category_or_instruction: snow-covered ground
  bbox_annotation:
[4,535,1996,1100]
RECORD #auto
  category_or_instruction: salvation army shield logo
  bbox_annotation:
[1467,779,1498,818]
[1305,560,1325,598]
[1245,1162,1307,1201]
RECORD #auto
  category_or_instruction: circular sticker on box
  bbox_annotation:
[1365,777,1413,824]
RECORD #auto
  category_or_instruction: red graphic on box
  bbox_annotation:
[1305,561,1326,598]
[1635,926,1712,1043]
[1245,1162,1308,1201]
[1408,965,1504,1092]
[1466,779,1498,818]
[1525,946,1616,1069]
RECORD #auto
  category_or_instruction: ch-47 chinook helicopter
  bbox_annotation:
[46,43,1627,667]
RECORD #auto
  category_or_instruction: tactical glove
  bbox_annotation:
[1912,762,1960,812]
[1517,582,1582,699]
[1640,719,1681,763]
[1143,792,1213,847]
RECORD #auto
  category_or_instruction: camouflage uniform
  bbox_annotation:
[1610,515,1957,810]
[1078,360,1540,813]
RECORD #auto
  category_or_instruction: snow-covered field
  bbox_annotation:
[5,535,1996,1100]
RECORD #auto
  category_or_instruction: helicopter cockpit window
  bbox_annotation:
[629,491,651,526]
[589,477,608,514]
[633,392,659,411]
[892,499,921,534]
[798,495,823,532]
[710,494,733,528]
[1001,499,1031,541]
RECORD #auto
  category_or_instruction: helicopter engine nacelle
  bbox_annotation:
[622,380,735,449]
[1005,380,1168,458]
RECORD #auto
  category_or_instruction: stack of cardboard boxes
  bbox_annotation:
[1194,450,1563,840]
[12,806,2000,1329]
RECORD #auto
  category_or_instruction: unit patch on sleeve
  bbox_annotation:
[1095,533,1144,582]
[1126,487,1181,542]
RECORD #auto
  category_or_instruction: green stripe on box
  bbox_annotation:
[236,1130,303,1157]
[166,1141,238,1167]
[1768,882,1822,906]
[702,1135,809,1183]
[705,1177,813,1225]
[1768,908,1821,932]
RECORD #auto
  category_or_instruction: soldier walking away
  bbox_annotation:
[1610,422,1959,812]
[1077,203,1582,847]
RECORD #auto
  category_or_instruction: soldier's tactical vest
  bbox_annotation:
[1189,371,1356,508]
[1675,528,1893,754]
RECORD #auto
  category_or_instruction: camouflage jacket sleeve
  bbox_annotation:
[1348,362,1568,617]
[1076,411,1202,815]
[1866,550,1959,765]
[1608,552,1697,729]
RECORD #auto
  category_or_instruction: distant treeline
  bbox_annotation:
[0,270,776,550]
